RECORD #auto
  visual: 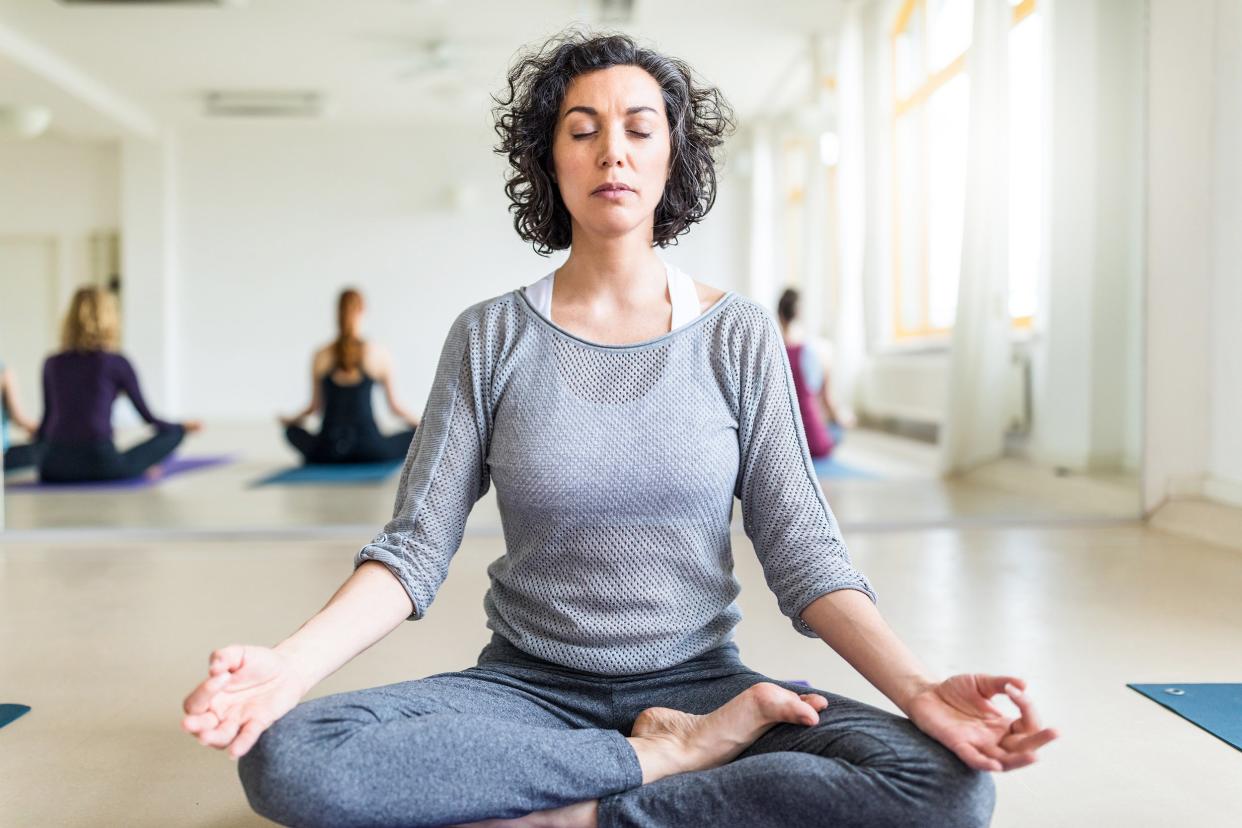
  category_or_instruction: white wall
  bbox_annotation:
[1206,0,1242,501]
[1143,0,1216,511]
[0,136,120,307]
[1031,0,1145,474]
[0,135,119,409]
[166,122,746,422]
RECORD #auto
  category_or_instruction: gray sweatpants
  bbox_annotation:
[239,635,995,827]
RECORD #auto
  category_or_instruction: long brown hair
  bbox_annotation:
[333,288,364,373]
[62,286,120,352]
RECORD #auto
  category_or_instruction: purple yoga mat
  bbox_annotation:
[4,455,233,492]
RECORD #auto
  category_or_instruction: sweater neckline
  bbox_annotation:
[514,284,737,352]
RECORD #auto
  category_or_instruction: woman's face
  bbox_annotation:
[550,64,671,244]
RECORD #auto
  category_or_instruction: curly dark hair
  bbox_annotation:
[492,31,735,256]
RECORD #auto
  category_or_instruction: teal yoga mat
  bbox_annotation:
[0,704,31,730]
[813,458,878,480]
[1128,683,1242,752]
[253,460,404,487]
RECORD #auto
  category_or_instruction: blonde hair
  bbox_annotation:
[333,288,365,373]
[61,286,120,352]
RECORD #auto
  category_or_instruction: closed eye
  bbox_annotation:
[570,131,653,140]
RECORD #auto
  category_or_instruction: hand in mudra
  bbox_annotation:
[907,674,1058,772]
[181,645,309,760]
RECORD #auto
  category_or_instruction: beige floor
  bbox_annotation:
[1,425,1142,533]
[2,521,1240,826]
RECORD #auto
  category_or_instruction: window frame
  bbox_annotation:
[889,0,1037,342]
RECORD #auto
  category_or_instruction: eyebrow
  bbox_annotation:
[562,105,659,119]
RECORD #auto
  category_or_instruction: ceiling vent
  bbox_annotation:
[58,1,243,7]
[596,0,636,24]
[204,91,323,119]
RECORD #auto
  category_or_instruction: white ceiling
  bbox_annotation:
[0,0,846,140]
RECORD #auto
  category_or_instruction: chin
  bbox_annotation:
[575,209,649,237]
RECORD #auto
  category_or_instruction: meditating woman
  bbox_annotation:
[280,288,420,464]
[1,360,42,471]
[777,287,851,461]
[183,32,1056,827]
[37,286,200,483]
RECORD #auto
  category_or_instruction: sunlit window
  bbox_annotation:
[889,0,1040,340]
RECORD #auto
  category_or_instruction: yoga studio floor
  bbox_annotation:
[2,521,1240,826]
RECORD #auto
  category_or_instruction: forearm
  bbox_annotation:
[801,588,937,715]
[818,388,841,424]
[274,560,413,692]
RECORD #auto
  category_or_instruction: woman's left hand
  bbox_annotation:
[906,674,1058,772]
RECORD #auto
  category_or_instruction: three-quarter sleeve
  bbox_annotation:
[113,354,176,430]
[732,308,876,637]
[354,308,492,621]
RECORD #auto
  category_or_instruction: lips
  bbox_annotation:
[592,183,634,194]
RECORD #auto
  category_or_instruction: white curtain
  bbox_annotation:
[938,0,1013,474]
[831,3,870,415]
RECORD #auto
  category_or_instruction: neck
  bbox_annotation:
[555,224,665,309]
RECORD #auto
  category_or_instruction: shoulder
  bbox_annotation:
[447,290,526,343]
[362,341,392,370]
[692,280,728,313]
[715,294,781,339]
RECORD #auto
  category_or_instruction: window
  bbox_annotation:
[889,0,1039,340]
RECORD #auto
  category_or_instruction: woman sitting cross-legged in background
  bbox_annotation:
[184,32,1056,828]
[777,287,853,462]
[279,288,420,465]
[1,360,42,472]
[37,286,201,483]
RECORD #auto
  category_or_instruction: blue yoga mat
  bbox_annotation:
[813,458,878,480]
[1128,683,1242,752]
[253,460,404,487]
[0,704,31,730]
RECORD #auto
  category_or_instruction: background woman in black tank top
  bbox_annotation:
[280,288,421,464]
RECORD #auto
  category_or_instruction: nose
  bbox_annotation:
[598,125,626,168]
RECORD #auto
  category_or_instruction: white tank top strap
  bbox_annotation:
[523,259,701,330]
[665,262,701,331]
[525,271,555,320]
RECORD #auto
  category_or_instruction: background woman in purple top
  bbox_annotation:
[777,287,851,460]
[36,286,202,483]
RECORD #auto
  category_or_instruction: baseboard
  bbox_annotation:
[1148,497,1242,552]
[1203,476,1242,508]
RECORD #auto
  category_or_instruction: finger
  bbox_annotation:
[182,710,220,735]
[200,713,243,749]
[183,671,232,714]
[1005,683,1042,732]
[952,743,1002,773]
[1002,727,1059,754]
[209,645,247,676]
[974,675,1025,698]
[974,739,1010,763]
[227,718,269,760]
[998,751,1039,772]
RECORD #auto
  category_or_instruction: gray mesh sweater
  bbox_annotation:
[355,287,876,675]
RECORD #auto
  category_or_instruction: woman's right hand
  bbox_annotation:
[181,645,310,760]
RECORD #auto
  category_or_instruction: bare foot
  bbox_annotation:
[627,683,827,784]
[452,799,598,828]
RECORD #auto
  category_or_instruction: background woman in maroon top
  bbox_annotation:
[36,286,202,483]
[777,288,851,460]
